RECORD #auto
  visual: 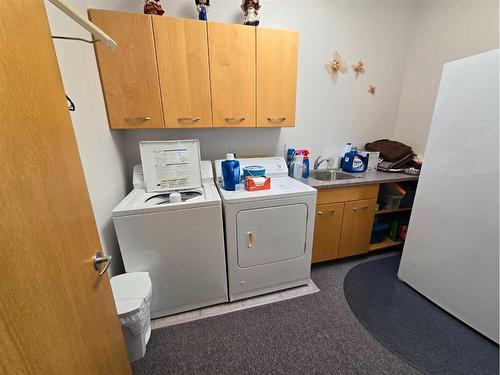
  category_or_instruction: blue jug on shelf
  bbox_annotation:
[221,153,240,191]
[342,149,367,173]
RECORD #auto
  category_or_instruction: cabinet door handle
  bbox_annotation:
[318,210,335,216]
[225,117,246,122]
[246,231,255,248]
[125,116,151,122]
[177,116,200,122]
[267,117,286,122]
[353,205,369,211]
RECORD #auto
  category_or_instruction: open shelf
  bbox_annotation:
[369,237,403,251]
[374,207,412,215]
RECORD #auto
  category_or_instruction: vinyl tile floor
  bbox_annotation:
[152,280,320,329]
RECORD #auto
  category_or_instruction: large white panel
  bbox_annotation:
[398,50,499,343]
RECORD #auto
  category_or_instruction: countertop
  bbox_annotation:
[302,170,418,189]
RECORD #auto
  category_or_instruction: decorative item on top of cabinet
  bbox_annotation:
[208,22,256,127]
[326,51,349,80]
[89,9,164,129]
[144,0,165,15]
[195,0,209,21]
[153,17,213,127]
[241,0,261,26]
[257,28,299,127]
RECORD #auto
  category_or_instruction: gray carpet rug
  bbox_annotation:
[132,251,419,374]
[344,255,499,375]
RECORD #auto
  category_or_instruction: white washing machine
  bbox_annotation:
[215,157,317,301]
[113,140,228,318]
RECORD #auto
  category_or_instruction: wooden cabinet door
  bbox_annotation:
[89,9,163,129]
[312,203,345,263]
[1,2,131,373]
[208,22,255,127]
[256,28,298,127]
[153,17,212,128]
[339,199,377,258]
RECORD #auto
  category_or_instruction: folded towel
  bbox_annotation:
[365,139,413,162]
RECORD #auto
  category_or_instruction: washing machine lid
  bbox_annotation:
[111,272,151,300]
[216,176,317,204]
[112,182,221,217]
[140,140,202,193]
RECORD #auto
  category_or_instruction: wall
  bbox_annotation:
[44,0,497,277]
[45,0,129,275]
[393,0,499,154]
[117,0,417,176]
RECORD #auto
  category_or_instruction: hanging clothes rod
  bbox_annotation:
[47,0,117,49]
[52,35,98,44]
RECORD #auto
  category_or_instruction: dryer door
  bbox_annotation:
[236,204,308,268]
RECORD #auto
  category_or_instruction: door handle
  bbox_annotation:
[353,205,369,211]
[93,252,112,276]
[318,210,335,216]
[177,116,200,122]
[246,231,255,248]
[267,117,286,122]
[225,117,246,122]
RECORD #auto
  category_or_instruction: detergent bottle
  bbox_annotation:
[295,149,310,178]
[341,147,367,173]
[221,153,241,190]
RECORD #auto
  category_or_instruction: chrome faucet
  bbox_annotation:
[313,156,328,170]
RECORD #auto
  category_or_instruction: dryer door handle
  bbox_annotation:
[246,231,255,249]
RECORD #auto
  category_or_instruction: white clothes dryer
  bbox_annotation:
[215,157,317,301]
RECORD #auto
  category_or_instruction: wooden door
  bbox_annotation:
[0,2,131,374]
[311,203,345,263]
[339,199,377,258]
[89,9,163,129]
[153,17,213,128]
[208,22,255,127]
[256,28,298,127]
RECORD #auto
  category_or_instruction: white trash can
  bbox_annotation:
[110,272,152,362]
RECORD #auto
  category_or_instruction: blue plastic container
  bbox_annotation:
[242,166,266,178]
[221,154,240,191]
[371,222,390,243]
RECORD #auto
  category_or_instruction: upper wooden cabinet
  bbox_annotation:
[89,9,164,129]
[257,28,299,127]
[207,22,256,128]
[153,17,213,128]
[89,11,299,129]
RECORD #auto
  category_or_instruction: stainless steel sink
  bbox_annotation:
[309,170,361,181]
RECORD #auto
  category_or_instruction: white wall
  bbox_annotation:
[44,0,497,276]
[393,0,499,154]
[45,1,129,275]
[117,0,417,176]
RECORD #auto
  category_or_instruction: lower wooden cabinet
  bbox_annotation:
[338,199,377,258]
[311,203,344,263]
[311,185,378,263]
